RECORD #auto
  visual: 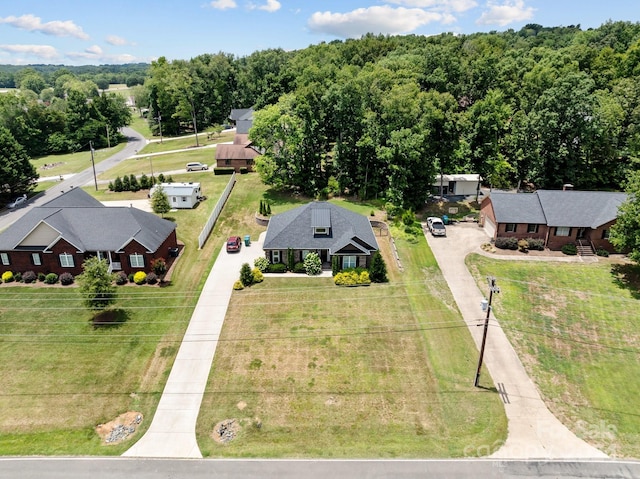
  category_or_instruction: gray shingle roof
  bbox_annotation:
[263,202,378,255]
[0,189,176,253]
[490,190,627,228]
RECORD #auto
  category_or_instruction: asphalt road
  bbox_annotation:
[1,458,639,478]
[0,126,145,232]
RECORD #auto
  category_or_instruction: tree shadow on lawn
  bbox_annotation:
[91,308,130,329]
[610,264,640,299]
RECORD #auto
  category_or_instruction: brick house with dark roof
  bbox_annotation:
[215,133,260,172]
[262,202,379,269]
[480,189,627,253]
[0,188,178,276]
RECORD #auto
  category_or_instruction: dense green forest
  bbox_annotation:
[2,22,640,208]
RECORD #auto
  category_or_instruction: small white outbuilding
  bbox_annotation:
[149,182,203,209]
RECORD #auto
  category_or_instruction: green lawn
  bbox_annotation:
[195,194,506,458]
[31,144,127,179]
[137,131,235,155]
[466,254,640,458]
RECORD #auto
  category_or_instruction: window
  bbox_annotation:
[301,250,310,260]
[59,253,74,268]
[602,229,610,240]
[342,256,356,269]
[172,197,177,203]
[555,227,571,237]
[225,159,231,166]
[130,253,145,268]
[272,250,280,263]
[0,252,9,265]
[527,224,539,234]
[314,227,328,235]
[181,196,187,202]
[246,159,252,165]
[505,223,516,233]
[31,253,42,266]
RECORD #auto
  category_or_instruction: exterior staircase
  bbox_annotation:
[576,239,595,256]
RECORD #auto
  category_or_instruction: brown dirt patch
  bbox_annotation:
[212,418,241,444]
[95,411,143,445]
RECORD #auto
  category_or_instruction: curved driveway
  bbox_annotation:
[424,222,607,459]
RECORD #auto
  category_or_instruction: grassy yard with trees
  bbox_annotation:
[466,254,640,457]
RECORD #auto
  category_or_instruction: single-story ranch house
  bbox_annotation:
[262,202,379,269]
[150,182,203,209]
[0,188,178,276]
[215,134,259,172]
[480,189,627,253]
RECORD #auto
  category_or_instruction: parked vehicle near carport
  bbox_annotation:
[427,217,447,237]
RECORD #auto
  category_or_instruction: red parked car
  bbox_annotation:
[226,236,241,252]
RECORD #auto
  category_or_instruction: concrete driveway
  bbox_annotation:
[424,222,606,459]
[123,232,265,458]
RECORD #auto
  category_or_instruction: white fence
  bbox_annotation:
[198,172,236,249]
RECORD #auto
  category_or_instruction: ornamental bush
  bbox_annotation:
[44,273,58,284]
[240,263,254,286]
[266,263,286,273]
[527,238,545,251]
[494,237,518,250]
[134,271,147,284]
[334,271,358,285]
[561,243,578,255]
[252,268,264,283]
[254,256,269,272]
[146,272,158,284]
[22,271,37,283]
[368,251,388,283]
[233,280,244,290]
[596,248,610,257]
[14,272,22,282]
[115,271,128,285]
[293,262,306,274]
[38,272,46,282]
[517,239,529,252]
[2,271,14,283]
[60,272,74,285]
[303,252,322,276]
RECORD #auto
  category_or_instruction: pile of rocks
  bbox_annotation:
[104,414,142,444]
[215,419,238,443]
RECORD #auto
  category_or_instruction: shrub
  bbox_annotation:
[266,263,287,273]
[293,262,306,274]
[151,257,167,278]
[596,248,610,257]
[561,243,578,255]
[146,272,158,284]
[115,271,128,285]
[233,280,244,290]
[128,273,135,283]
[252,268,264,283]
[14,272,22,282]
[517,239,529,252]
[331,255,340,276]
[527,238,545,251]
[22,271,37,283]
[240,263,254,286]
[44,273,58,284]
[213,167,235,175]
[370,209,375,217]
[401,209,416,226]
[239,167,248,174]
[304,252,322,276]
[38,272,46,282]
[2,271,14,283]
[359,271,371,284]
[133,271,147,284]
[60,272,74,285]
[287,248,295,272]
[254,256,269,272]
[334,271,358,286]
[494,237,518,250]
[369,251,388,283]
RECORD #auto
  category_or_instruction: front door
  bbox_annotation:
[577,227,586,239]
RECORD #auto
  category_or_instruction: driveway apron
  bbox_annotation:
[424,222,607,459]
[123,234,264,458]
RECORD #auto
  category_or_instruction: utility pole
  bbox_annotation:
[474,276,499,387]
[90,141,98,191]
[105,124,110,148]
[156,113,163,143]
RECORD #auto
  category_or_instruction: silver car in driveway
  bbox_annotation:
[427,216,446,236]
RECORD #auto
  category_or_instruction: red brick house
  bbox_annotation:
[480,189,627,253]
[0,188,178,277]
[215,134,260,172]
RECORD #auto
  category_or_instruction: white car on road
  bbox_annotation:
[6,194,27,209]
[427,216,446,237]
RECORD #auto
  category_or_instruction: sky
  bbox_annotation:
[0,0,637,65]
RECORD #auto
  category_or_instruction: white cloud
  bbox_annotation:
[66,49,139,64]
[386,0,478,13]
[248,0,281,13]
[308,6,454,38]
[85,45,103,56]
[476,0,534,26]
[210,0,237,10]
[106,35,128,46]
[0,43,58,60]
[0,14,89,39]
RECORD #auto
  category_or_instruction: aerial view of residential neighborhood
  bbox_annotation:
[0,1,640,477]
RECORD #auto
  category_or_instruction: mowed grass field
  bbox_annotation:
[466,254,640,458]
[196,213,507,457]
[0,170,245,455]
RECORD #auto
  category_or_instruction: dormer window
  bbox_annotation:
[314,227,328,235]
[312,208,331,236]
